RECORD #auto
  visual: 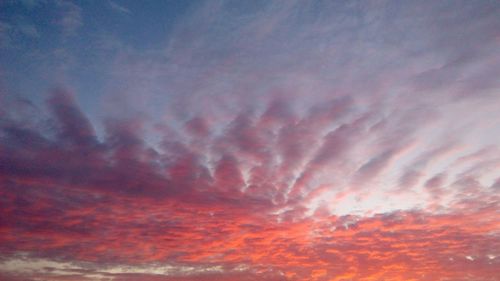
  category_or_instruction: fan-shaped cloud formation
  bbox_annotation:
[0,0,499,280]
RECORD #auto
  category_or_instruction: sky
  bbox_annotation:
[0,0,499,280]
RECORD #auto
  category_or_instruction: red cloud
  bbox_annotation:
[1,90,499,281]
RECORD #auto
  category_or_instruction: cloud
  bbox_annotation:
[1,85,499,280]
[55,0,83,36]
[1,1,499,280]
[109,1,131,15]
[47,88,97,147]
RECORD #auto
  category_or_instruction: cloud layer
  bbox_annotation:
[1,0,499,280]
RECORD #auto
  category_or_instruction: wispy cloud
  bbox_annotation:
[109,1,131,15]
[55,0,82,36]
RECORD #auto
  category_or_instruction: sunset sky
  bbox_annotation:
[0,1,499,280]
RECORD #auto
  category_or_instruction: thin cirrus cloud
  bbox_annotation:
[0,0,499,281]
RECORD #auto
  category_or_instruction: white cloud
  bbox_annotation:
[109,1,131,15]
[55,0,83,36]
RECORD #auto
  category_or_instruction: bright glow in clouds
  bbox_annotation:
[0,1,499,280]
